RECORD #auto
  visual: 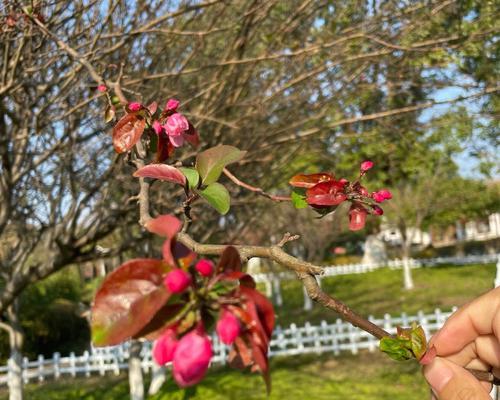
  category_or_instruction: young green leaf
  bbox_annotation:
[199,182,231,214]
[179,167,200,189]
[379,336,414,361]
[196,145,246,185]
[291,189,308,209]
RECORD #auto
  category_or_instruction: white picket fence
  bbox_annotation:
[0,308,455,386]
[254,253,500,310]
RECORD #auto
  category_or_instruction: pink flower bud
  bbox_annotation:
[195,259,214,277]
[97,84,107,92]
[152,329,178,366]
[372,191,386,203]
[379,189,392,200]
[165,98,180,112]
[360,160,374,172]
[216,310,241,345]
[152,120,163,135]
[172,329,212,387]
[339,178,349,186]
[372,205,384,215]
[348,204,367,231]
[128,102,142,112]
[164,113,189,148]
[164,269,191,294]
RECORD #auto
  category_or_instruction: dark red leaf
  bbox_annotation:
[112,114,146,153]
[91,259,171,346]
[222,271,256,289]
[133,303,184,340]
[241,286,275,338]
[251,339,271,394]
[216,246,242,273]
[289,173,334,188]
[183,122,200,148]
[156,131,173,162]
[306,181,347,206]
[172,241,197,269]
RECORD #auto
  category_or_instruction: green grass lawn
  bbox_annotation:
[0,263,495,399]
[272,263,496,326]
[1,352,429,400]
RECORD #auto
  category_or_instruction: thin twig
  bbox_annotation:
[223,168,291,202]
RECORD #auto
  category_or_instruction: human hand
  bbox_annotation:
[423,287,500,399]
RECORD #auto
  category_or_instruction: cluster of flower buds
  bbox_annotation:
[112,98,199,161]
[91,213,275,390]
[289,161,392,230]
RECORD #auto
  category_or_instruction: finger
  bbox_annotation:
[430,287,500,356]
[423,357,492,400]
[444,335,500,369]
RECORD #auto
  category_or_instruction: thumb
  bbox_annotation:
[423,358,491,400]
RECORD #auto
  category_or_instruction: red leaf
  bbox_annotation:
[241,286,275,338]
[289,173,334,188]
[183,122,200,148]
[112,114,146,153]
[216,246,242,273]
[306,181,347,206]
[251,339,271,393]
[145,214,182,238]
[222,271,256,289]
[156,132,173,162]
[133,164,186,186]
[172,242,197,269]
[91,259,171,346]
[133,303,184,340]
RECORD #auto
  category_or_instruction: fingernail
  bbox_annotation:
[424,358,453,393]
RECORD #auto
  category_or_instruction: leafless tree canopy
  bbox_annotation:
[1,0,497,314]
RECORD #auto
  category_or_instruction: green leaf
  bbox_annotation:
[291,188,308,209]
[179,167,200,189]
[379,336,414,361]
[196,145,246,185]
[199,183,231,214]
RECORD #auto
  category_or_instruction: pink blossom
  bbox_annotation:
[378,189,392,200]
[152,120,163,135]
[372,205,384,215]
[97,84,107,92]
[372,191,386,203]
[172,329,212,387]
[152,329,178,366]
[216,310,241,345]
[339,178,349,186]
[195,259,214,277]
[164,269,191,294]
[128,102,142,112]
[164,113,189,147]
[349,204,367,231]
[165,98,180,112]
[360,160,374,172]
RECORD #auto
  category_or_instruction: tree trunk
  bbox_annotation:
[6,302,24,400]
[402,243,414,290]
[128,340,144,400]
